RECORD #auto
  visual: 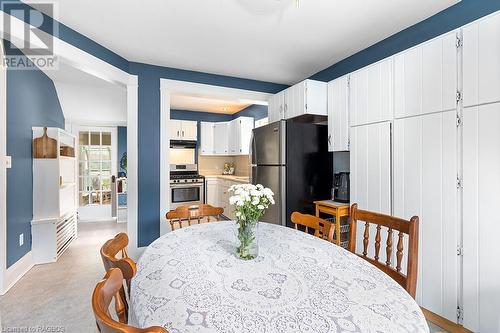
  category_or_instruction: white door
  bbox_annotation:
[327,76,349,152]
[181,120,197,140]
[205,179,218,206]
[394,31,457,118]
[463,12,500,108]
[393,111,458,322]
[200,122,214,155]
[228,120,239,155]
[350,121,391,257]
[285,81,305,119]
[350,58,393,126]
[77,127,118,222]
[214,122,229,155]
[237,117,254,155]
[462,103,500,332]
[268,92,284,123]
[169,120,182,140]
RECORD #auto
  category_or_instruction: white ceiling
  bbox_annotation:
[31,0,459,85]
[170,94,250,114]
[164,79,271,114]
[44,63,127,125]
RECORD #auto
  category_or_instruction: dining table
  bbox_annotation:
[130,221,429,333]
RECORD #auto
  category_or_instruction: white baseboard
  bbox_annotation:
[1,251,34,295]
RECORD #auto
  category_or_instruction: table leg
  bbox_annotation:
[335,210,341,246]
[315,205,320,217]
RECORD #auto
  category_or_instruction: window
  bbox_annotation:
[78,131,112,206]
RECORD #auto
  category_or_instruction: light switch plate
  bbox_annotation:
[5,156,11,168]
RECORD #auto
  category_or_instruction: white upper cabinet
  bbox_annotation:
[268,91,285,123]
[200,122,214,155]
[181,120,198,140]
[228,119,239,155]
[202,117,254,156]
[169,119,182,140]
[327,76,349,152]
[268,79,327,122]
[350,58,393,126]
[213,122,229,155]
[394,31,457,118]
[228,117,254,155]
[463,12,500,107]
[169,119,198,140]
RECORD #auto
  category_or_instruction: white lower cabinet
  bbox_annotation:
[393,111,458,322]
[205,178,249,220]
[462,103,500,332]
[350,121,391,258]
[205,178,219,206]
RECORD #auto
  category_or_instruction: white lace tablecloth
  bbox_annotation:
[130,221,428,333]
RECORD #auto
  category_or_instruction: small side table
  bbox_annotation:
[314,200,350,246]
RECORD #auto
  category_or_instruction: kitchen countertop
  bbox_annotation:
[202,174,250,184]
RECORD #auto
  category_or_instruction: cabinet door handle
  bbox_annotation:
[182,130,184,137]
[328,134,331,145]
[177,130,180,137]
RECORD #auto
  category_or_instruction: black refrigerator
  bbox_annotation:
[250,117,333,227]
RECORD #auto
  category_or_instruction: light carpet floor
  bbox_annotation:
[0,221,448,333]
[0,222,126,332]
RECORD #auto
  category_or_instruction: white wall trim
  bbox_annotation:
[1,252,34,295]
[0,37,8,295]
[126,76,143,259]
[160,86,171,236]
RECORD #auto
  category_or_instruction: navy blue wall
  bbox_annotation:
[232,105,268,120]
[117,126,127,176]
[310,0,500,82]
[5,44,65,267]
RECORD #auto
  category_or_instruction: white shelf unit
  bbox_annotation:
[31,127,78,264]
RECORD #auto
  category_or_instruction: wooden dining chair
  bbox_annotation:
[166,204,224,230]
[348,203,419,298]
[291,212,334,242]
[100,233,137,322]
[92,268,168,333]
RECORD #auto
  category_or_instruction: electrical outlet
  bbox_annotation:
[19,233,23,246]
[5,156,12,169]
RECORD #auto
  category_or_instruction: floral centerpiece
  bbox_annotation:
[229,184,275,260]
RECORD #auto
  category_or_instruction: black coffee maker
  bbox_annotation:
[333,172,350,203]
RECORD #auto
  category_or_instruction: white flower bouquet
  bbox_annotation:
[229,184,275,260]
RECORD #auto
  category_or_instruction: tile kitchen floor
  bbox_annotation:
[0,221,126,333]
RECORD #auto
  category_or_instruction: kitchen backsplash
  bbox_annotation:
[198,154,249,177]
[234,155,249,177]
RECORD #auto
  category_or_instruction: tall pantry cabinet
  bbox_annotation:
[461,12,500,333]
[334,11,500,332]
[392,30,460,323]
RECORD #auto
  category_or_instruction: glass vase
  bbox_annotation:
[236,219,259,260]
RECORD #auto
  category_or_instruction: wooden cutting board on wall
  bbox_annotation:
[33,127,57,158]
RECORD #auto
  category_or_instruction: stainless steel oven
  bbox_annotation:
[170,164,205,209]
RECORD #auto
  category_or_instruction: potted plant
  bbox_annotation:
[229,184,275,260]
